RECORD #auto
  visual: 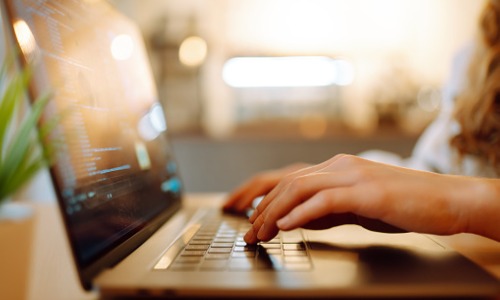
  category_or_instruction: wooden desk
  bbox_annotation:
[9,194,500,299]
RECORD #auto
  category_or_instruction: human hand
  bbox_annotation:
[244,154,487,244]
[222,163,310,214]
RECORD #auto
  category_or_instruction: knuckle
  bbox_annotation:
[283,170,296,180]
[332,153,347,160]
[286,176,308,198]
[333,153,358,166]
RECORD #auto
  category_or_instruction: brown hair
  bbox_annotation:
[450,1,500,174]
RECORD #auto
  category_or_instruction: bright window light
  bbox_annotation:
[222,56,354,88]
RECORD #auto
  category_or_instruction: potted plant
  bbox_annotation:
[0,59,54,299]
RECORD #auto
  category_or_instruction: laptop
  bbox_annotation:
[3,0,499,298]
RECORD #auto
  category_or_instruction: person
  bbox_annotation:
[223,0,500,244]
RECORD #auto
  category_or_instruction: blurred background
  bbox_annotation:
[110,0,483,192]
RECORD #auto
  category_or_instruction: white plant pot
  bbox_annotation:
[0,202,36,300]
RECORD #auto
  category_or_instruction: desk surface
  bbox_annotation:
[11,194,500,300]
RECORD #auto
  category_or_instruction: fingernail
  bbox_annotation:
[244,230,256,244]
[276,216,290,230]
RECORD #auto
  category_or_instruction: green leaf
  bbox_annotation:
[0,92,50,191]
[0,67,32,160]
[0,153,46,200]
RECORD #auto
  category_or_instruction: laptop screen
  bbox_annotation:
[4,0,182,287]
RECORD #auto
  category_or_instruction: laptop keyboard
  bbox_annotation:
[164,214,312,272]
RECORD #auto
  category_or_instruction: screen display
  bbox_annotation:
[5,0,182,270]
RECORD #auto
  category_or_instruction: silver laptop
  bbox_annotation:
[3,0,499,298]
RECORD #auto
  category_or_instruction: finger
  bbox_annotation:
[244,214,266,244]
[251,154,352,216]
[299,213,357,230]
[223,182,252,211]
[253,171,359,241]
[276,187,358,231]
[224,164,309,213]
[233,179,276,212]
[249,160,335,223]
[356,216,406,233]
[223,176,274,213]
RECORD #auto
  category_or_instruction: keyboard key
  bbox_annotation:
[213,238,235,243]
[185,244,210,250]
[189,240,212,245]
[218,229,237,234]
[211,243,234,248]
[232,252,255,258]
[266,238,281,244]
[233,245,257,252]
[205,253,231,260]
[181,250,206,256]
[216,233,237,238]
[284,250,307,256]
[192,236,214,241]
[195,233,215,238]
[208,248,232,254]
[283,243,305,250]
[264,248,282,255]
[260,243,281,249]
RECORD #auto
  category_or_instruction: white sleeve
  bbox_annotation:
[405,43,473,173]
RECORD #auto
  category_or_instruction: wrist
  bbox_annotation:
[464,178,500,241]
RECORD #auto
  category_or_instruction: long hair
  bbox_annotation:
[450,0,500,174]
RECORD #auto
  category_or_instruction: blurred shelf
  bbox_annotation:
[170,120,421,142]
[169,123,419,192]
